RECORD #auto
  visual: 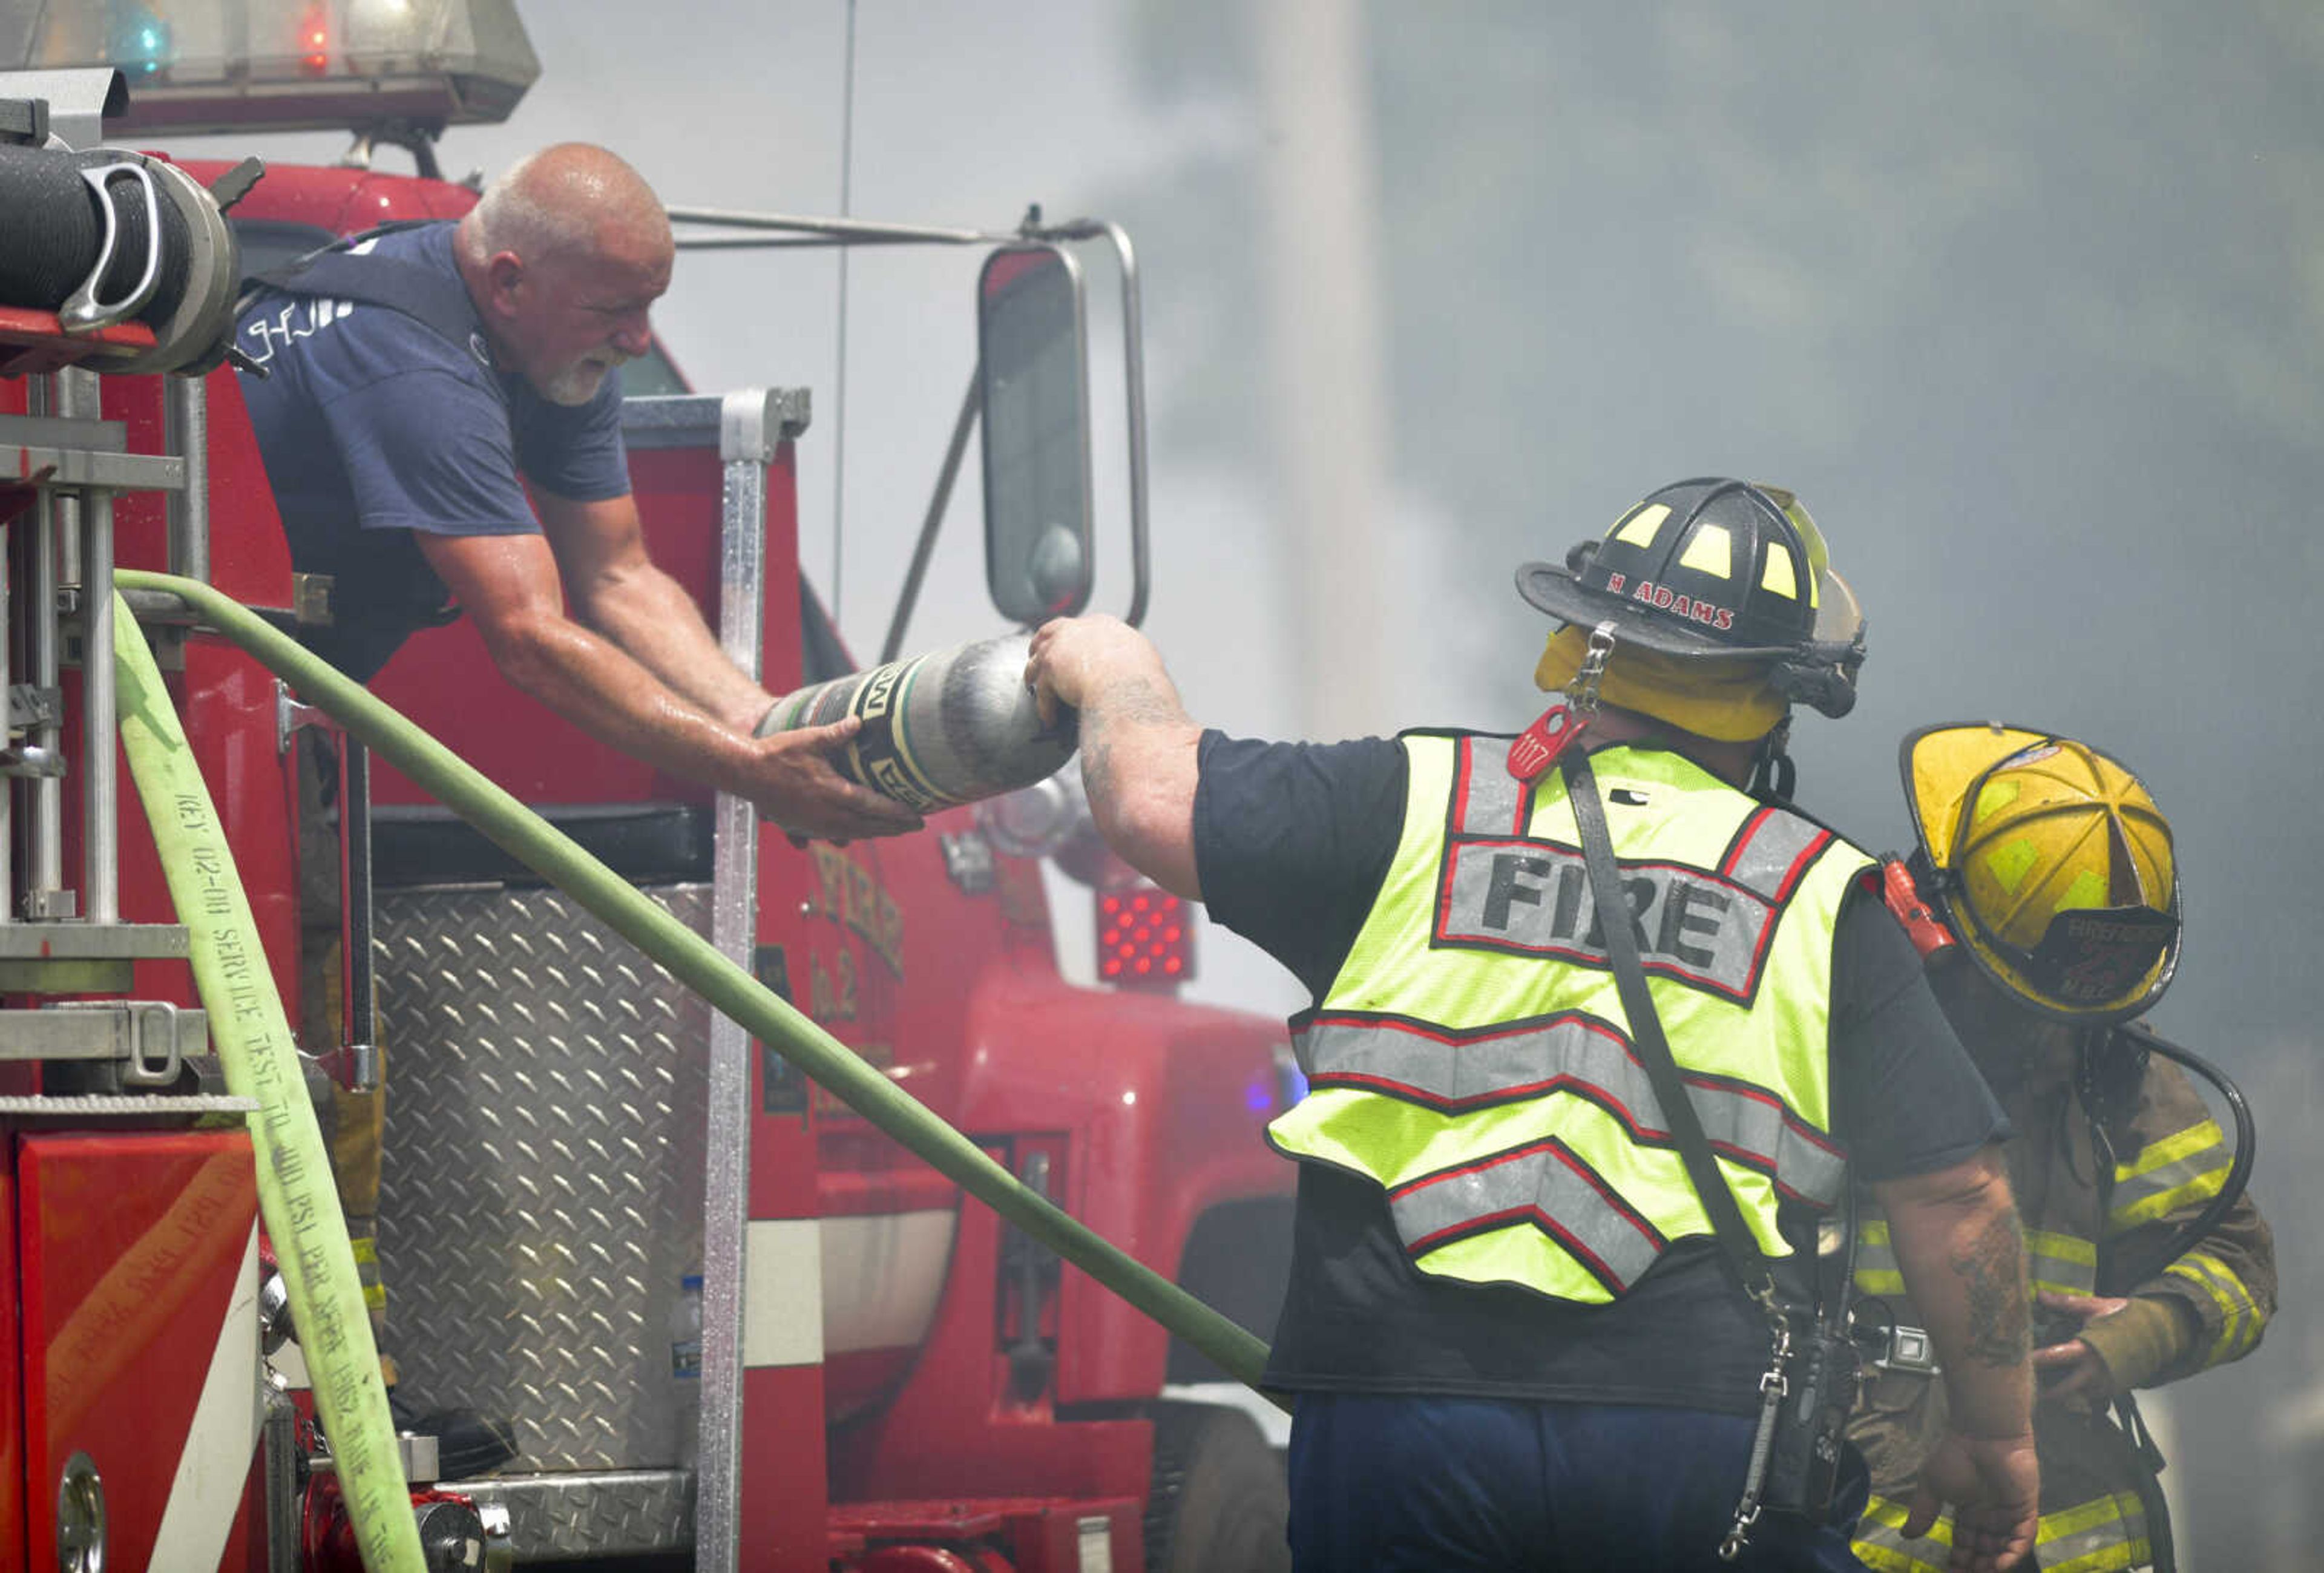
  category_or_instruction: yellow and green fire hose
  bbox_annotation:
[114,572,1276,1570]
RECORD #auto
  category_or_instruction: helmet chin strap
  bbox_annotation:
[1745,714,1797,802]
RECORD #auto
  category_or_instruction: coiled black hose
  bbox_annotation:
[0,142,192,326]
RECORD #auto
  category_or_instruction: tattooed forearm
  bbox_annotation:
[1080,675,1188,803]
[1952,1206,2033,1367]
[1083,730,1124,807]
[1031,617,1204,896]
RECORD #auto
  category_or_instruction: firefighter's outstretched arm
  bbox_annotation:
[1873,1144,2041,1573]
[537,487,791,734]
[417,527,920,841]
[1025,614,1202,899]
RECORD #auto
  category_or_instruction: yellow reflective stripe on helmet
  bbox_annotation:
[1615,502,1670,547]
[1857,1491,2146,1573]
[1972,776,2022,825]
[1759,542,1798,599]
[1679,522,1734,577]
[1984,835,2041,894]
[2108,1119,2229,1230]
[2164,1249,2263,1363]
[2024,1229,2098,1297]
[2057,867,2109,911]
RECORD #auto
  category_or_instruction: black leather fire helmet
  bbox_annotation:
[1514,476,1868,717]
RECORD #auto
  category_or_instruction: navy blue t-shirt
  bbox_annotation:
[1192,731,2007,1414]
[234,222,632,680]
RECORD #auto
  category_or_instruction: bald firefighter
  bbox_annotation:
[233,143,916,1472]
[1029,479,2041,1572]
[1849,729,2274,1572]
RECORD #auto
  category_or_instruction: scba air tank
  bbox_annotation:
[758,634,1075,813]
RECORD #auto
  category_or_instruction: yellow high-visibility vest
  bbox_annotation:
[1267,734,1871,1303]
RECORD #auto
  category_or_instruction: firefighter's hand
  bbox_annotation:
[2032,1289,2130,1404]
[1025,614,1157,728]
[746,714,922,842]
[1902,1429,2039,1573]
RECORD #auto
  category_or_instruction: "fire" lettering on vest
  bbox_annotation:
[1436,842,1777,1003]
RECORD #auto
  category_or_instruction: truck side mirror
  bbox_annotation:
[977,243,1094,625]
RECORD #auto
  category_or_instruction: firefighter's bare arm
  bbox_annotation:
[535,487,787,733]
[1874,1144,2040,1573]
[416,528,921,841]
[1025,614,1202,899]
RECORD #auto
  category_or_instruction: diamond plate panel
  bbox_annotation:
[462,1470,695,1559]
[376,884,711,1474]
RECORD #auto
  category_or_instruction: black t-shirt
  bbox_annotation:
[1193,731,2007,1414]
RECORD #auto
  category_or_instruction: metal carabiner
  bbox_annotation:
[61,159,166,333]
[1564,620,1619,717]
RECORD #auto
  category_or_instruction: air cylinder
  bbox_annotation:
[758,633,1075,813]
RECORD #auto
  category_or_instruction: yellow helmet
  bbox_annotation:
[1901,722,2181,1024]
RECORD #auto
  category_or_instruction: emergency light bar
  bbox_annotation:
[4,0,537,136]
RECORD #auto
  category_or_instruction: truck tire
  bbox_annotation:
[1144,1402,1291,1573]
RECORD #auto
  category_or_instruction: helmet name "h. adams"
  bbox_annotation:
[1601,571,1736,632]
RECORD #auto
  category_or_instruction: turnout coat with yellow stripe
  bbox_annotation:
[1848,1028,2275,1573]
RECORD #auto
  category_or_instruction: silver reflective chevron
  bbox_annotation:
[1292,1012,1846,1205]
[1387,1136,1666,1295]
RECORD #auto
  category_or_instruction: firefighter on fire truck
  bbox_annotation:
[232,139,924,1460]
[233,139,919,847]
[1851,726,2275,1573]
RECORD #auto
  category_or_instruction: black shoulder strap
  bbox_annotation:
[243,220,488,362]
[1560,747,1790,1327]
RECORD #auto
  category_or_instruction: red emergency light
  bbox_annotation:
[298,5,332,74]
[1098,887,1194,987]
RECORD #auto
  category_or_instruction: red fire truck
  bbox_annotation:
[0,5,1297,1569]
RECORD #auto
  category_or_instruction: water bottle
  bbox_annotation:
[671,1272,703,1466]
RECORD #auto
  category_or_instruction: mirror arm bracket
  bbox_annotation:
[1099,220,1152,629]
[880,368,983,665]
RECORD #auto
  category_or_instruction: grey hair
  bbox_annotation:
[468,149,601,267]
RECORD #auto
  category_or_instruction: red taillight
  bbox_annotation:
[1098,885,1195,988]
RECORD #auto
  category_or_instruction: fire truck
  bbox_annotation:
[0,5,1299,1569]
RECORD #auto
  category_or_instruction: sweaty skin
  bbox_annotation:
[1026,611,2044,1573]
[419,144,917,842]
